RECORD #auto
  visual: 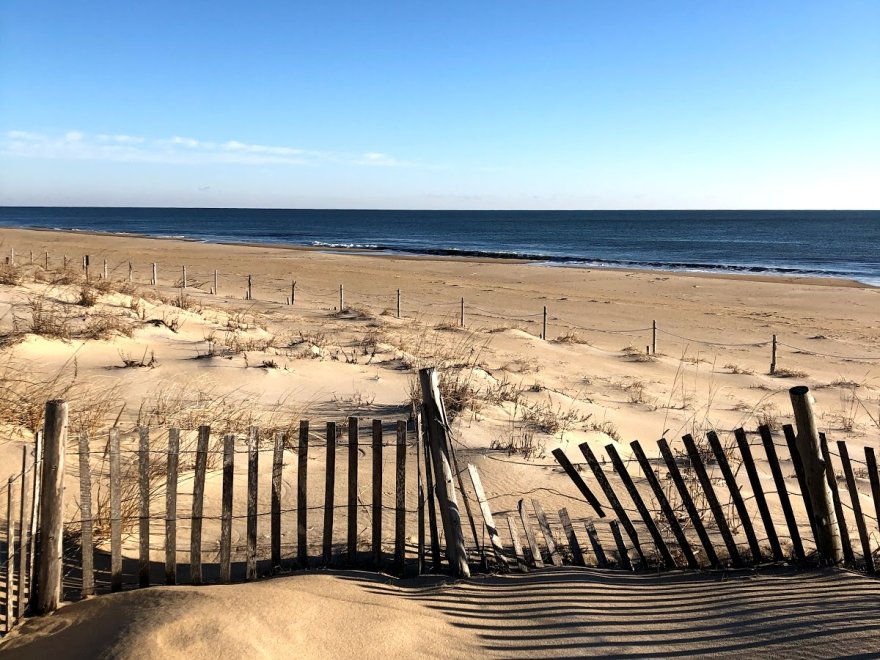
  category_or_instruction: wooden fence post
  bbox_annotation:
[339,284,344,312]
[190,425,210,585]
[17,446,30,619]
[182,266,187,289]
[77,433,94,598]
[297,421,309,566]
[271,432,284,569]
[27,431,43,605]
[347,417,359,564]
[372,419,383,567]
[652,320,657,354]
[770,334,777,374]
[165,429,179,585]
[397,289,401,318]
[6,477,13,631]
[213,270,218,295]
[323,422,336,565]
[420,406,441,571]
[419,368,470,578]
[138,428,150,587]
[109,429,122,592]
[542,306,547,340]
[220,433,234,583]
[246,426,259,580]
[34,400,66,614]
[151,262,157,286]
[460,298,464,327]
[394,420,406,574]
[789,386,843,564]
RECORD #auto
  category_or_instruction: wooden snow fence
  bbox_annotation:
[3,384,880,635]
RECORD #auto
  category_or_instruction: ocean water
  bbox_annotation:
[1,207,878,286]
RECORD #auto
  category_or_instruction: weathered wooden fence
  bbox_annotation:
[2,383,879,637]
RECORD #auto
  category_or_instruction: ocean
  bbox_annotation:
[1,207,878,286]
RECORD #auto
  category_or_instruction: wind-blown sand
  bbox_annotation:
[1,226,879,657]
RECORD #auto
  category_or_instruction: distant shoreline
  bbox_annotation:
[0,224,870,289]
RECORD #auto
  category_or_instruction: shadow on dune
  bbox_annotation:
[337,566,880,658]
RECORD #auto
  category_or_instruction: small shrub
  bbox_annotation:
[0,263,23,286]
[78,286,99,307]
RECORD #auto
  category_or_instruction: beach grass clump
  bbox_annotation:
[21,292,73,340]
[620,344,656,362]
[771,367,808,379]
[0,262,23,286]
[78,285,99,307]
[553,331,589,345]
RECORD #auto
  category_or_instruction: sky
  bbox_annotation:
[0,1,878,210]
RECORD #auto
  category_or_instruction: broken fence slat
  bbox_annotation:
[609,521,632,571]
[467,464,506,562]
[506,515,528,572]
[558,508,585,567]
[517,499,544,568]
[584,521,609,569]
[532,499,563,567]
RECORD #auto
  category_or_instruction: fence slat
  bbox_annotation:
[190,425,210,585]
[558,508,584,566]
[420,407,441,571]
[517,499,544,568]
[837,441,874,573]
[630,440,698,569]
[372,419,382,568]
[578,442,647,565]
[246,426,259,580]
[506,515,528,572]
[818,432,853,564]
[27,431,43,608]
[138,427,150,588]
[605,444,675,569]
[6,477,14,632]
[759,425,805,561]
[110,429,122,592]
[220,434,234,583]
[656,438,720,568]
[394,420,406,574]
[416,414,425,575]
[734,428,783,562]
[681,434,742,567]
[297,421,309,567]
[706,431,762,563]
[782,424,818,542]
[77,434,94,597]
[323,422,336,565]
[865,448,880,556]
[532,499,563,566]
[610,520,632,570]
[585,521,608,569]
[347,417,359,564]
[271,431,284,569]
[165,429,179,585]
[17,447,30,620]
[467,464,506,562]
[551,448,605,517]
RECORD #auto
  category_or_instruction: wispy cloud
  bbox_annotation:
[0,130,416,168]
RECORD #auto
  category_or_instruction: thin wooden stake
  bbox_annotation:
[558,508,585,566]
[6,477,13,632]
[517,499,544,568]
[165,429,179,585]
[36,400,66,614]
[551,448,605,517]
[371,419,383,567]
[759,425,804,561]
[271,431,284,569]
[17,446,30,619]
[323,422,336,565]
[347,416,359,564]
[578,442,647,565]
[605,443,676,569]
[734,428,783,562]
[190,425,210,585]
[138,427,150,588]
[506,515,528,572]
[220,434,234,584]
[681,434,742,567]
[630,440,698,569]
[838,441,874,572]
[297,421,309,566]
[416,414,425,574]
[27,432,43,606]
[77,433,94,597]
[246,426,259,580]
[706,431,763,563]
[585,521,608,568]
[420,407,441,571]
[532,499,563,566]
[467,464,506,562]
[656,438,720,568]
[109,429,122,592]
[394,420,406,574]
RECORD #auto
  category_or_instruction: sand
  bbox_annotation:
[1,226,879,656]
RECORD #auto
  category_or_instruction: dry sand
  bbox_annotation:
[1,227,879,657]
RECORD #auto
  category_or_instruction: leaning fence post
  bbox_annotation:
[789,386,843,564]
[419,367,470,578]
[34,400,66,614]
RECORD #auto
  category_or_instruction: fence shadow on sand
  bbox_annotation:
[339,566,880,658]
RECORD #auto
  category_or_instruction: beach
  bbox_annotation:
[1,225,879,656]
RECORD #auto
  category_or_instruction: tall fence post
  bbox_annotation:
[151,262,157,286]
[182,266,187,289]
[213,269,218,295]
[397,289,401,318]
[339,284,344,312]
[789,386,843,564]
[770,334,777,374]
[419,368,470,578]
[652,320,657,354]
[34,400,66,614]
[460,298,464,327]
[542,306,547,340]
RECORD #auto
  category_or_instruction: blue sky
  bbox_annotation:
[1,1,878,209]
